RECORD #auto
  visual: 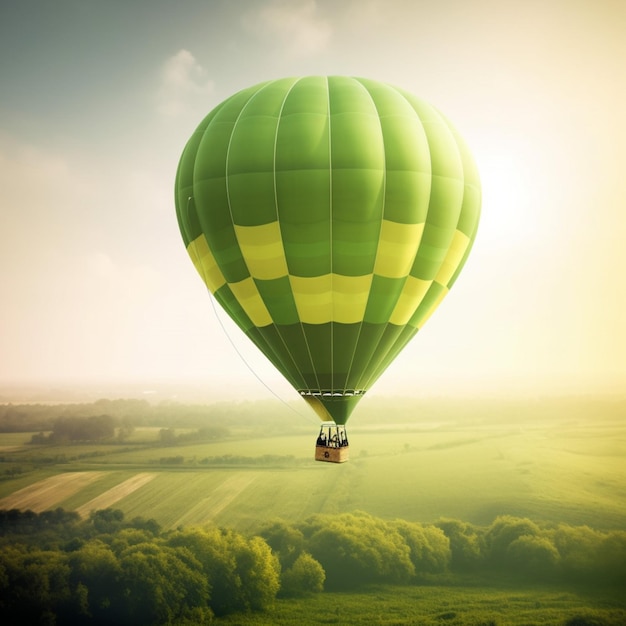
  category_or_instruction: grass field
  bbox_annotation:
[0,398,624,533]
[217,583,626,625]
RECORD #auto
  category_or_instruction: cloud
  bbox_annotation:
[157,49,215,117]
[242,0,332,58]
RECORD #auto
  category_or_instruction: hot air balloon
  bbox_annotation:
[175,76,480,463]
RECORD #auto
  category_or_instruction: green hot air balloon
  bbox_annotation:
[175,76,480,462]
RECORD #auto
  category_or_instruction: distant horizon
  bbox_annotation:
[1,374,624,406]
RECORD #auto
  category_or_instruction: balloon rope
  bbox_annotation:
[207,291,315,424]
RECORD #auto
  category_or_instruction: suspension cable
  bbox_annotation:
[207,291,315,424]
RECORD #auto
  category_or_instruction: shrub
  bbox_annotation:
[280,552,325,596]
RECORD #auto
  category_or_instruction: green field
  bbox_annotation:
[218,584,626,625]
[1,397,625,532]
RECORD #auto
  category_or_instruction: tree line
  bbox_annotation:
[1,508,624,625]
[0,398,305,435]
[0,508,278,625]
[29,415,118,444]
[262,512,626,590]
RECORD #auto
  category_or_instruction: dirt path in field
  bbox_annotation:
[0,472,105,512]
[172,473,257,528]
[75,473,156,518]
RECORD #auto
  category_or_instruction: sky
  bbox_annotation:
[1,0,625,401]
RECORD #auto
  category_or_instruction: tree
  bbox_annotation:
[167,526,280,615]
[485,516,543,566]
[392,520,451,577]
[88,508,125,535]
[116,418,134,442]
[231,534,281,611]
[436,518,485,571]
[69,539,123,625]
[259,519,305,569]
[117,542,208,625]
[595,530,626,587]
[483,516,564,580]
[159,428,177,445]
[51,415,116,442]
[506,534,559,579]
[128,516,161,536]
[553,524,603,582]
[303,512,414,589]
[0,545,74,625]
[280,551,325,596]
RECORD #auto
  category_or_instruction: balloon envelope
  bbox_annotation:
[175,76,480,424]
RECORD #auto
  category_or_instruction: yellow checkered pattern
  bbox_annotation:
[187,219,470,329]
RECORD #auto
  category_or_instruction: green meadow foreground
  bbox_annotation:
[217,585,624,625]
[0,394,625,624]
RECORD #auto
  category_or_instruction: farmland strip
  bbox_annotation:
[75,473,156,518]
[171,473,257,528]
[0,472,105,512]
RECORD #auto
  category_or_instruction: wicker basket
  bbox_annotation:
[315,445,349,463]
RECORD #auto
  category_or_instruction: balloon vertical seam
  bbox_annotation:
[326,75,335,396]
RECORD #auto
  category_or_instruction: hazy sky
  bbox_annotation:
[1,0,625,399]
